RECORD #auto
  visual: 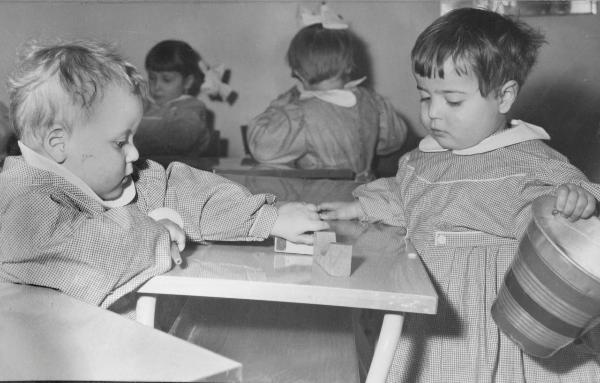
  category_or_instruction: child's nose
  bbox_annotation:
[428,98,442,119]
[126,143,139,163]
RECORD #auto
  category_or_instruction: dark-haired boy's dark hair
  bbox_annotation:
[411,8,546,96]
[145,40,205,96]
[286,24,356,85]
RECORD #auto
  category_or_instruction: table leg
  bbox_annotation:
[136,294,157,327]
[365,313,404,383]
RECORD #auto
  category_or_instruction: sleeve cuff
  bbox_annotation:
[148,207,184,229]
[248,203,279,239]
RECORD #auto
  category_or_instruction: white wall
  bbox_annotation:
[0,1,598,162]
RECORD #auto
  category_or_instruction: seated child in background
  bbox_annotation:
[0,40,327,315]
[135,39,212,159]
[319,8,600,382]
[247,4,408,182]
[0,101,13,166]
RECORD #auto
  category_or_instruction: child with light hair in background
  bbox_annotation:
[0,40,327,315]
[319,8,600,382]
[247,4,408,182]
[135,39,213,159]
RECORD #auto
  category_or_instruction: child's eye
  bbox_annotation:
[447,100,463,107]
[114,140,127,148]
[419,96,430,103]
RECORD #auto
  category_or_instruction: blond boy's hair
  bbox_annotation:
[7,40,146,144]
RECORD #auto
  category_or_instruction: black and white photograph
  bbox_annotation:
[1,1,600,382]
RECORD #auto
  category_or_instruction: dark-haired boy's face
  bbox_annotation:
[415,59,506,150]
[62,84,142,200]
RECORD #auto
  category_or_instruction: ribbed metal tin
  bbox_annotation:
[492,196,600,358]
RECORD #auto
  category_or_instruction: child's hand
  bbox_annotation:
[271,202,330,244]
[555,183,597,221]
[317,201,363,221]
[156,218,186,251]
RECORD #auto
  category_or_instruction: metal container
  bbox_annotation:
[491,195,600,358]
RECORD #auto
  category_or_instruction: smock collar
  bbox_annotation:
[18,141,136,208]
[297,77,366,107]
[418,120,550,155]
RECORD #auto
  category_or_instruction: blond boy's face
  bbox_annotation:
[62,84,142,201]
[414,59,506,150]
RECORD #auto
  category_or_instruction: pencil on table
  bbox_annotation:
[405,238,418,259]
[170,242,183,265]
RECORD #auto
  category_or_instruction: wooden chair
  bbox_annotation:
[240,125,252,157]
[203,129,228,158]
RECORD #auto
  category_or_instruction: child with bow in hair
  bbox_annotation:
[247,4,408,182]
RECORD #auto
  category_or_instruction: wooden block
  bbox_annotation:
[314,231,337,257]
[315,243,352,277]
[274,237,313,255]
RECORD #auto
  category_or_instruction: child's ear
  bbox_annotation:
[497,80,519,114]
[43,125,68,163]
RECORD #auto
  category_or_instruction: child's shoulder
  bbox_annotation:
[507,138,568,162]
[352,86,393,106]
[0,157,63,206]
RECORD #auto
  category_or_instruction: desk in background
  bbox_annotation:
[0,283,241,382]
[144,155,356,180]
[136,175,438,382]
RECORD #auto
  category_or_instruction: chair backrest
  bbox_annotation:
[203,130,228,158]
[241,125,251,156]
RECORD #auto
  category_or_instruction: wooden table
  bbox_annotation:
[136,175,438,382]
[0,283,241,382]
[145,155,356,180]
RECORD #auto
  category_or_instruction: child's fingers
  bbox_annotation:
[569,192,596,220]
[171,229,186,251]
[317,201,341,211]
[554,184,572,212]
[292,233,316,245]
[304,203,318,212]
[319,210,338,220]
[581,196,597,219]
[308,219,330,233]
[554,184,597,221]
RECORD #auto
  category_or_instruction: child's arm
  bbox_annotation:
[246,87,306,164]
[270,202,330,244]
[145,161,319,243]
[555,183,597,221]
[317,200,364,221]
[153,218,186,251]
[0,190,173,309]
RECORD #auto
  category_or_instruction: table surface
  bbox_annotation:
[139,175,437,315]
[0,283,241,382]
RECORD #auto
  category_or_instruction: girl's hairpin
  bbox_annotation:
[298,2,348,30]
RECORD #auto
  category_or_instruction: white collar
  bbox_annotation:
[18,141,136,208]
[297,77,366,107]
[418,120,550,155]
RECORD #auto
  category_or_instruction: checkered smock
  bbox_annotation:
[354,139,600,382]
[0,158,277,312]
[248,86,408,180]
